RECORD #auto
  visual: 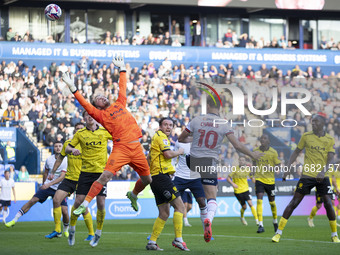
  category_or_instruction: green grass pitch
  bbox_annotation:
[1,216,339,255]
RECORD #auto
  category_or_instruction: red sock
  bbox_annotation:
[132,178,146,196]
[85,181,103,203]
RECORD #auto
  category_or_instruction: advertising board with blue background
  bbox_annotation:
[0,42,339,74]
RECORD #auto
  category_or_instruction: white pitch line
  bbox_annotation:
[2,231,334,244]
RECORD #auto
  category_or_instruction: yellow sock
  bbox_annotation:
[269,201,277,220]
[70,205,80,227]
[53,207,62,233]
[83,212,95,236]
[240,208,245,218]
[329,220,337,233]
[278,217,288,231]
[173,211,183,239]
[257,199,263,222]
[309,206,318,219]
[250,206,258,220]
[338,209,340,217]
[150,217,166,242]
[96,209,106,230]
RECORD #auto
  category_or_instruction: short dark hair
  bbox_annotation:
[207,94,221,109]
[82,110,89,118]
[75,122,85,129]
[4,170,9,174]
[54,141,63,146]
[159,117,174,126]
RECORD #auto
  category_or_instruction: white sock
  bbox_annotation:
[331,232,338,237]
[259,221,263,227]
[207,199,217,223]
[4,209,9,219]
[277,229,282,235]
[200,206,207,224]
[184,217,189,224]
[148,240,156,244]
[14,210,24,222]
[82,200,89,208]
[63,223,69,232]
[338,215,340,221]
[95,229,102,236]
[273,219,278,224]
[175,237,183,242]
[70,226,76,232]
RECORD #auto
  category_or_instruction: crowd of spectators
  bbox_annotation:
[0,56,340,180]
[5,26,340,51]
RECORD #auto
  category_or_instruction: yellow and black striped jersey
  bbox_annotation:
[69,125,112,173]
[61,139,82,181]
[149,130,174,176]
[297,131,335,178]
[253,146,280,185]
[229,166,251,194]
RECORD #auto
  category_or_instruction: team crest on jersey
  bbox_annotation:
[163,139,169,145]
[298,183,303,188]
[99,135,103,139]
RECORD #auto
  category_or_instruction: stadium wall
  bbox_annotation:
[1,42,339,75]
[2,181,334,222]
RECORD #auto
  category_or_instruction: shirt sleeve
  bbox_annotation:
[59,157,68,173]
[116,71,127,106]
[327,138,336,153]
[69,132,80,148]
[159,136,171,152]
[185,121,192,133]
[74,91,104,123]
[60,141,68,157]
[274,150,281,165]
[297,134,306,150]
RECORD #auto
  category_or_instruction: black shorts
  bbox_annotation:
[316,186,335,203]
[235,191,251,206]
[188,156,218,186]
[296,176,332,196]
[255,180,276,197]
[150,173,180,206]
[77,172,107,197]
[58,178,78,195]
[0,200,11,207]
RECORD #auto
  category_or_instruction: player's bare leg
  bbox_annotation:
[5,197,39,227]
[308,202,322,227]
[127,174,152,211]
[203,185,217,242]
[74,171,112,215]
[272,192,304,242]
[247,199,259,225]
[322,195,339,242]
[90,196,106,247]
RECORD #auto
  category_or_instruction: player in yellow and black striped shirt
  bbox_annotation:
[273,115,340,243]
[253,134,281,233]
[146,117,190,251]
[48,122,95,241]
[227,156,258,226]
[66,111,112,247]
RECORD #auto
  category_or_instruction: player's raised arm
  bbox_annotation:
[48,154,65,180]
[284,147,302,181]
[62,72,103,122]
[226,133,263,161]
[112,56,127,106]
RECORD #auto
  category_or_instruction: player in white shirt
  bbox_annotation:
[172,141,207,228]
[178,94,263,242]
[0,170,16,223]
[5,141,69,235]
